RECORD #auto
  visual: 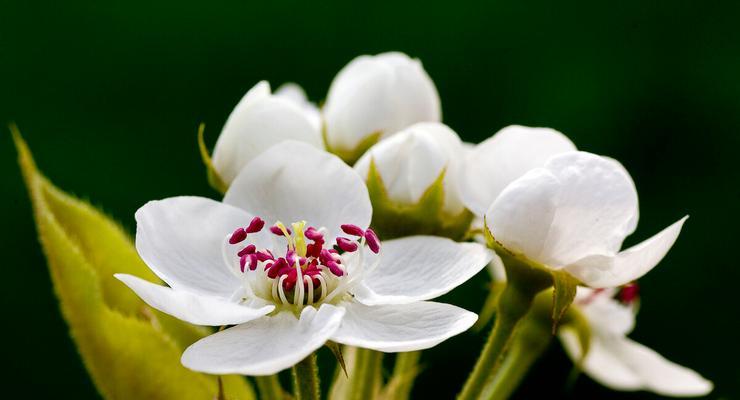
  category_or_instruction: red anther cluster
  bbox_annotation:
[339,224,381,254]
[229,219,382,297]
[617,282,640,305]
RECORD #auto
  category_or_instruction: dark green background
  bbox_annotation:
[1,0,738,398]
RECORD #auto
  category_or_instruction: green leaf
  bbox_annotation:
[365,159,473,240]
[13,127,254,400]
[551,271,579,333]
[198,123,228,195]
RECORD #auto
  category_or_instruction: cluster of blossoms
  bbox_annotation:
[116,52,712,397]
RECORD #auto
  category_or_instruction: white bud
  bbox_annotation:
[355,122,465,215]
[212,81,323,184]
[323,52,441,159]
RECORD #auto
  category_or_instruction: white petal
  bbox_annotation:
[182,305,345,375]
[323,52,440,152]
[354,122,465,214]
[486,252,507,282]
[561,329,643,391]
[135,196,259,297]
[224,141,372,240]
[576,287,636,336]
[274,82,322,132]
[460,125,576,216]
[566,216,688,288]
[485,168,562,265]
[603,156,640,236]
[560,331,712,396]
[212,81,324,184]
[539,152,639,266]
[353,236,492,305]
[115,274,273,326]
[331,301,477,352]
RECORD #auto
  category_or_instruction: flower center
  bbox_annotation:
[225,217,380,309]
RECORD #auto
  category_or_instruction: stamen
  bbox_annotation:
[270,222,292,236]
[364,228,381,254]
[237,244,256,257]
[294,258,305,305]
[245,217,265,233]
[277,275,289,304]
[305,276,314,305]
[229,228,247,244]
[618,282,640,304]
[316,273,328,301]
[336,237,359,252]
[305,227,324,242]
[227,217,382,308]
[341,224,365,237]
[326,260,344,277]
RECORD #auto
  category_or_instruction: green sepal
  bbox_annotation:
[13,127,254,400]
[322,126,382,165]
[483,218,580,330]
[197,123,228,195]
[551,270,579,333]
[326,341,348,377]
[366,158,473,240]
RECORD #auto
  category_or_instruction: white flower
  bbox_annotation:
[117,141,491,375]
[354,122,466,215]
[459,125,577,216]
[211,81,323,185]
[461,125,687,288]
[323,52,441,158]
[560,286,713,396]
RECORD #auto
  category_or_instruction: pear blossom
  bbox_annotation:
[459,125,577,216]
[461,125,687,288]
[560,285,713,396]
[323,52,441,160]
[117,141,491,375]
[211,81,323,184]
[354,122,466,215]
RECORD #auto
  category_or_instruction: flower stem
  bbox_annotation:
[457,254,552,400]
[387,351,422,400]
[292,353,320,400]
[255,375,284,400]
[481,316,552,400]
[346,348,383,400]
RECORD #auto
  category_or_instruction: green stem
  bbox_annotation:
[255,375,284,400]
[457,281,537,400]
[292,353,320,400]
[346,348,383,400]
[388,351,422,400]
[482,316,552,400]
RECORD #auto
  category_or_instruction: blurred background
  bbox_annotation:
[1,0,738,398]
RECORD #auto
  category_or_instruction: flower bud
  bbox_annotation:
[211,81,323,185]
[354,122,471,239]
[323,52,441,163]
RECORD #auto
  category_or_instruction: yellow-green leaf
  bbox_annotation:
[13,128,254,400]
